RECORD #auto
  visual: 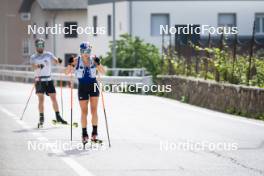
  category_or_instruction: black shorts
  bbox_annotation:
[35,80,56,95]
[78,82,100,100]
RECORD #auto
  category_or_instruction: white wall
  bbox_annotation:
[0,0,30,64]
[30,1,54,55]
[87,1,129,57]
[30,1,87,65]
[132,1,264,51]
[87,0,264,56]
[55,10,87,61]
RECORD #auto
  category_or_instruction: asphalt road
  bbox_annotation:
[0,81,264,176]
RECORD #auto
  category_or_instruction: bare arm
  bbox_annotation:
[65,57,77,75]
[97,64,106,75]
[32,64,39,70]
[65,65,74,75]
[52,57,59,65]
[52,57,63,65]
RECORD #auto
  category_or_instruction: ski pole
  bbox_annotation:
[70,71,73,141]
[20,84,35,120]
[20,67,41,120]
[96,73,111,147]
[59,68,64,118]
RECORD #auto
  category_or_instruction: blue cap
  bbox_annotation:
[80,42,91,49]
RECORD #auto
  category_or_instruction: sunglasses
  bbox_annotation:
[80,48,91,54]
[36,43,45,48]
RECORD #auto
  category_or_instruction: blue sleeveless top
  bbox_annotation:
[75,56,97,84]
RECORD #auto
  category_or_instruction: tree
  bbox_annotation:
[102,34,162,77]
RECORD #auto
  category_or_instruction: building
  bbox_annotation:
[19,0,88,65]
[2,0,263,64]
[0,0,30,65]
[87,0,264,56]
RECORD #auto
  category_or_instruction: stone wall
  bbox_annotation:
[156,75,264,119]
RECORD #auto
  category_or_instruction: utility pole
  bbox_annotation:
[112,0,116,73]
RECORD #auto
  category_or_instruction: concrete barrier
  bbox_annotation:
[156,75,264,119]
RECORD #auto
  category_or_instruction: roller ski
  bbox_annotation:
[51,117,78,128]
[89,135,103,150]
[90,127,103,148]
[91,135,103,145]
[82,135,103,150]
[37,116,44,128]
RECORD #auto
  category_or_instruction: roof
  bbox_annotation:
[19,0,87,13]
[37,0,87,10]
[88,0,264,5]
[88,0,125,5]
[19,0,34,13]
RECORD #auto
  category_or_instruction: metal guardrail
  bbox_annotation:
[0,64,147,77]
[0,65,152,86]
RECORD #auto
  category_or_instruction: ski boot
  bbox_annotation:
[37,116,44,128]
[54,115,68,125]
[82,134,89,149]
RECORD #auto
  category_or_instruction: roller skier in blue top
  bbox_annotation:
[65,42,105,146]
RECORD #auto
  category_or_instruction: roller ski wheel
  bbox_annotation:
[72,122,78,128]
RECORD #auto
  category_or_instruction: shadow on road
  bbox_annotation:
[12,126,60,133]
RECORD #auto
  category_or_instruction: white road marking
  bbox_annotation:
[0,105,96,176]
[0,106,17,117]
[62,157,94,176]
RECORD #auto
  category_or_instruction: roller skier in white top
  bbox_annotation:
[30,38,67,128]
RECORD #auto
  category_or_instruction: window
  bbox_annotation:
[218,13,236,27]
[22,38,30,56]
[93,16,98,36]
[33,23,37,39]
[107,15,112,36]
[20,13,31,21]
[255,14,264,34]
[45,22,49,39]
[151,14,169,36]
[64,22,78,38]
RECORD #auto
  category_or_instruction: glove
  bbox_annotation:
[58,58,62,64]
[94,56,101,65]
[38,64,44,69]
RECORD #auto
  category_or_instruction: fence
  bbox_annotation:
[161,22,264,86]
[0,65,152,90]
